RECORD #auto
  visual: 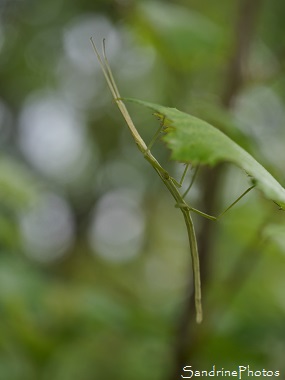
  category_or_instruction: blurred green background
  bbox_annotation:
[1,0,285,379]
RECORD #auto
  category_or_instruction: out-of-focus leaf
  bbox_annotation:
[0,157,39,209]
[126,98,285,210]
[0,157,41,250]
[263,224,285,252]
[133,2,224,70]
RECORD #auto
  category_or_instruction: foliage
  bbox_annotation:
[1,0,285,379]
[126,98,285,209]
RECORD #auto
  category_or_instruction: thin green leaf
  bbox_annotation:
[126,98,285,210]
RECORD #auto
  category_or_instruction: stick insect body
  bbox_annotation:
[90,38,254,323]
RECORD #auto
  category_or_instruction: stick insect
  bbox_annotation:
[90,38,254,323]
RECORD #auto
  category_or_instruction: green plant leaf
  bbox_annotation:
[126,98,285,210]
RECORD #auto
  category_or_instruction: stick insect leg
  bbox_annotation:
[144,115,186,188]
[182,165,200,198]
[175,203,217,221]
[179,163,191,187]
[216,184,255,220]
[176,184,255,221]
[147,115,166,152]
[173,165,198,209]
